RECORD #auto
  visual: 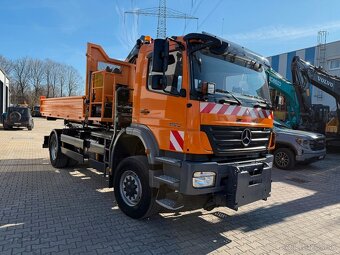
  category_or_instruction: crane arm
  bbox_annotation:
[291,56,340,102]
[266,68,301,127]
[291,56,340,134]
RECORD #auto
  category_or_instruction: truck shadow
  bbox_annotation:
[0,155,339,254]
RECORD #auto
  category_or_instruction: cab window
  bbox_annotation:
[147,51,183,95]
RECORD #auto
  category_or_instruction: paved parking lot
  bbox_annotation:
[0,118,339,255]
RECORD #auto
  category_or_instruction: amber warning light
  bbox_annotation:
[144,35,152,44]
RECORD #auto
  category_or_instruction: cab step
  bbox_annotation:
[156,198,184,211]
[154,156,182,167]
[154,175,179,189]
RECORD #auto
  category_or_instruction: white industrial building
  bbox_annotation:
[0,68,10,115]
[268,38,340,113]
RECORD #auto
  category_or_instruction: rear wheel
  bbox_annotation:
[49,131,69,168]
[114,156,158,219]
[274,148,295,170]
[28,120,34,130]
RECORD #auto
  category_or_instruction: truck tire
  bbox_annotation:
[49,131,69,168]
[114,156,158,219]
[274,148,295,170]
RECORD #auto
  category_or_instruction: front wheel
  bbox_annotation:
[49,131,69,168]
[114,156,158,219]
[274,148,296,170]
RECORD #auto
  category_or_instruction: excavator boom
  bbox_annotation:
[291,56,340,136]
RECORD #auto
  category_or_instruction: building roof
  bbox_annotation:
[269,39,340,58]
[0,67,10,82]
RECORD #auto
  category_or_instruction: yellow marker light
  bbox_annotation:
[144,35,152,43]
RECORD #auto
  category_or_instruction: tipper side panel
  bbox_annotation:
[40,96,85,120]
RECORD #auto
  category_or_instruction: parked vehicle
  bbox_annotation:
[1,112,6,124]
[32,105,42,117]
[273,120,326,170]
[41,33,275,219]
[3,106,34,130]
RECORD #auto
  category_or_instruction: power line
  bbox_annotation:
[125,0,198,38]
[197,0,223,30]
[183,0,203,34]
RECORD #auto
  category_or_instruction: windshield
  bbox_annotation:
[191,49,270,103]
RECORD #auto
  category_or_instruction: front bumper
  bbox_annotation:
[178,155,273,210]
[296,149,326,162]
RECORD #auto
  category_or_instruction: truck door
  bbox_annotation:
[138,50,188,153]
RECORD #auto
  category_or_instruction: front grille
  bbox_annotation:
[201,125,271,156]
[309,138,325,151]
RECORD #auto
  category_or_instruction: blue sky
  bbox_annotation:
[2,0,340,77]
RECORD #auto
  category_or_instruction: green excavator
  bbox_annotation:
[266,68,301,128]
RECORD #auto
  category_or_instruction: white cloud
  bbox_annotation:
[228,21,340,41]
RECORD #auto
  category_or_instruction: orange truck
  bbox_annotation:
[41,32,275,219]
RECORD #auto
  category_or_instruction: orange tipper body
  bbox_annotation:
[41,33,275,219]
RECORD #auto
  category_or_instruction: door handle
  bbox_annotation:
[140,109,150,114]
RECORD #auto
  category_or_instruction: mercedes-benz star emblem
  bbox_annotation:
[241,129,252,147]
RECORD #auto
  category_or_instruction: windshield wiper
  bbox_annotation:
[242,94,272,109]
[215,89,242,105]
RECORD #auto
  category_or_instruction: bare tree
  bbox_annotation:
[44,59,54,97]
[66,65,82,96]
[29,59,44,105]
[51,63,59,97]
[0,55,13,75]
[4,55,82,104]
[11,57,31,104]
[57,64,67,97]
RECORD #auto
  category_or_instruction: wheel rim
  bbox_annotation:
[275,151,290,168]
[120,170,142,207]
[50,135,58,161]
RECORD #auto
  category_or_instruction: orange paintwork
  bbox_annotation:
[40,96,86,120]
[41,37,273,155]
[40,43,135,122]
[133,37,273,154]
[85,43,135,96]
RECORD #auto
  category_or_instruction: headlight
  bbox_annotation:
[193,171,216,188]
[296,138,310,148]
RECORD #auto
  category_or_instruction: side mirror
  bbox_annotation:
[152,39,169,72]
[151,75,167,90]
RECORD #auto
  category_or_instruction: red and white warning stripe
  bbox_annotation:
[170,130,184,152]
[200,102,272,119]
